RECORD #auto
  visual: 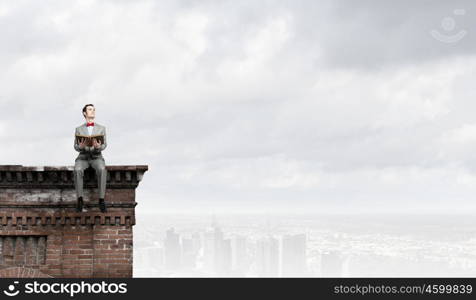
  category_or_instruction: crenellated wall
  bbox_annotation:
[0,165,148,278]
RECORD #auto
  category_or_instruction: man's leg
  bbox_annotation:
[74,158,90,211]
[90,158,107,212]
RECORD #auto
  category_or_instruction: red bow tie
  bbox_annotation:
[86,122,94,127]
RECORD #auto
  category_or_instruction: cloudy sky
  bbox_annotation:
[1,0,476,214]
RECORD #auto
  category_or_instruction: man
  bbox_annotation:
[73,104,108,212]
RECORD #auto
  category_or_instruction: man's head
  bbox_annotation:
[82,104,95,119]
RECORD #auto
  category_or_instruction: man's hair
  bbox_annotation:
[82,104,94,117]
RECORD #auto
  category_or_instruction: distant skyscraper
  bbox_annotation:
[255,236,279,276]
[191,232,202,254]
[201,224,233,275]
[164,227,181,271]
[281,233,307,276]
[181,237,196,270]
[219,238,232,276]
[231,235,249,275]
[321,250,344,277]
[203,225,222,274]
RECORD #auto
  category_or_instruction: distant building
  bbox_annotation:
[255,236,279,276]
[281,233,307,276]
[203,225,232,275]
[231,235,249,275]
[164,228,181,271]
[181,237,196,270]
[219,238,232,275]
[321,250,344,277]
[191,232,202,254]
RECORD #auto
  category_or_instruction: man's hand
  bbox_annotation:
[93,138,102,149]
[79,138,87,149]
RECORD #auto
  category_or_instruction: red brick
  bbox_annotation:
[0,165,147,278]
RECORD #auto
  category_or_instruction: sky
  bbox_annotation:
[1,0,476,214]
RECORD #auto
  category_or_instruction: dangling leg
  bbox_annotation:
[91,158,107,212]
[73,158,90,212]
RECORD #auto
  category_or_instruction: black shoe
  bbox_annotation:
[99,198,107,213]
[76,197,84,212]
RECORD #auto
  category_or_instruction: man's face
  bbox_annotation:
[84,106,95,119]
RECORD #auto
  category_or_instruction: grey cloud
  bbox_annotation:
[1,0,476,213]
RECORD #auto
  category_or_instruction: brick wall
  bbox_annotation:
[0,165,148,278]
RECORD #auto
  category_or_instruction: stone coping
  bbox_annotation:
[0,165,149,188]
[0,165,148,171]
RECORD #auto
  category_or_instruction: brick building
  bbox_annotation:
[0,165,148,278]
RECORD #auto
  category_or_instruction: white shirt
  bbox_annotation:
[87,124,94,135]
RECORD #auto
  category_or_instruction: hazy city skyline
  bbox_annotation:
[133,213,476,277]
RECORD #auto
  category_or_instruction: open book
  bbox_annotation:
[75,134,104,147]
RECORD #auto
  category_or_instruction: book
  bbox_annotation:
[75,134,104,147]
